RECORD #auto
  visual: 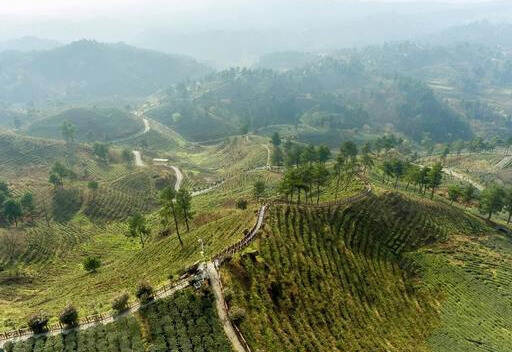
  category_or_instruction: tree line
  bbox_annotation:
[271,132,372,204]
[127,186,194,249]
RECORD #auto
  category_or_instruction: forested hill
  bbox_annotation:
[148,58,472,144]
[0,40,210,104]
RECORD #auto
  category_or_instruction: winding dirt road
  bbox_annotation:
[113,117,150,143]
[169,166,183,191]
[416,163,485,191]
[132,150,145,167]
[262,144,271,169]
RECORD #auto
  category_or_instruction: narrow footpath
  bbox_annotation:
[206,262,248,352]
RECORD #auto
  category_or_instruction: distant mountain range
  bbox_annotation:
[0,40,210,104]
[0,36,62,52]
[424,21,512,48]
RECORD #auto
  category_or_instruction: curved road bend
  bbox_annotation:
[169,166,183,192]
[113,117,150,144]
[132,151,145,167]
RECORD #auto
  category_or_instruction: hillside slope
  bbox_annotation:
[151,62,471,145]
[222,192,510,351]
[0,40,210,103]
[26,107,143,142]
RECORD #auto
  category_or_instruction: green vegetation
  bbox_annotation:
[150,60,472,145]
[0,40,210,104]
[0,204,255,330]
[27,108,143,142]
[222,189,509,351]
[4,30,512,352]
[83,256,101,273]
[59,305,78,328]
[135,281,154,304]
[127,213,152,249]
[3,288,232,352]
[27,313,49,335]
[222,194,443,351]
[111,293,130,314]
[159,186,183,246]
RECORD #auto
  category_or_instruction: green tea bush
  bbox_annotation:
[83,256,101,273]
[135,281,154,304]
[112,293,130,314]
[27,312,49,334]
[59,304,78,327]
[229,306,246,324]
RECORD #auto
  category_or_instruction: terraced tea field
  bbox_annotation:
[222,191,509,351]
[2,288,232,352]
[419,233,512,351]
[0,206,256,331]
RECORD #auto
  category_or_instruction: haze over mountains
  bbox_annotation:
[2,0,512,67]
[0,40,209,103]
[0,37,61,52]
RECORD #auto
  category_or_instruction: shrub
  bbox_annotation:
[3,341,14,352]
[112,292,130,314]
[236,199,248,210]
[52,188,82,223]
[224,287,233,303]
[27,312,49,334]
[135,281,154,304]
[59,304,78,327]
[229,306,246,324]
[83,256,101,273]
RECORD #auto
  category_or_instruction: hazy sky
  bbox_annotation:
[0,0,498,17]
[0,0,509,66]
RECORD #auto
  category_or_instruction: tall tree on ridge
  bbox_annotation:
[176,189,193,232]
[159,186,182,246]
[479,185,505,220]
[428,162,443,199]
[127,213,151,248]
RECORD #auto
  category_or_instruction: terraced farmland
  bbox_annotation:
[0,221,94,267]
[84,171,158,221]
[0,207,255,331]
[221,191,501,351]
[420,233,512,351]
[2,288,232,352]
[0,132,66,171]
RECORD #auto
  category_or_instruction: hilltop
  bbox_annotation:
[0,40,210,104]
[222,191,511,351]
[26,107,143,142]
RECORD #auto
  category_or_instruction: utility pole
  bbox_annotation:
[198,238,204,258]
